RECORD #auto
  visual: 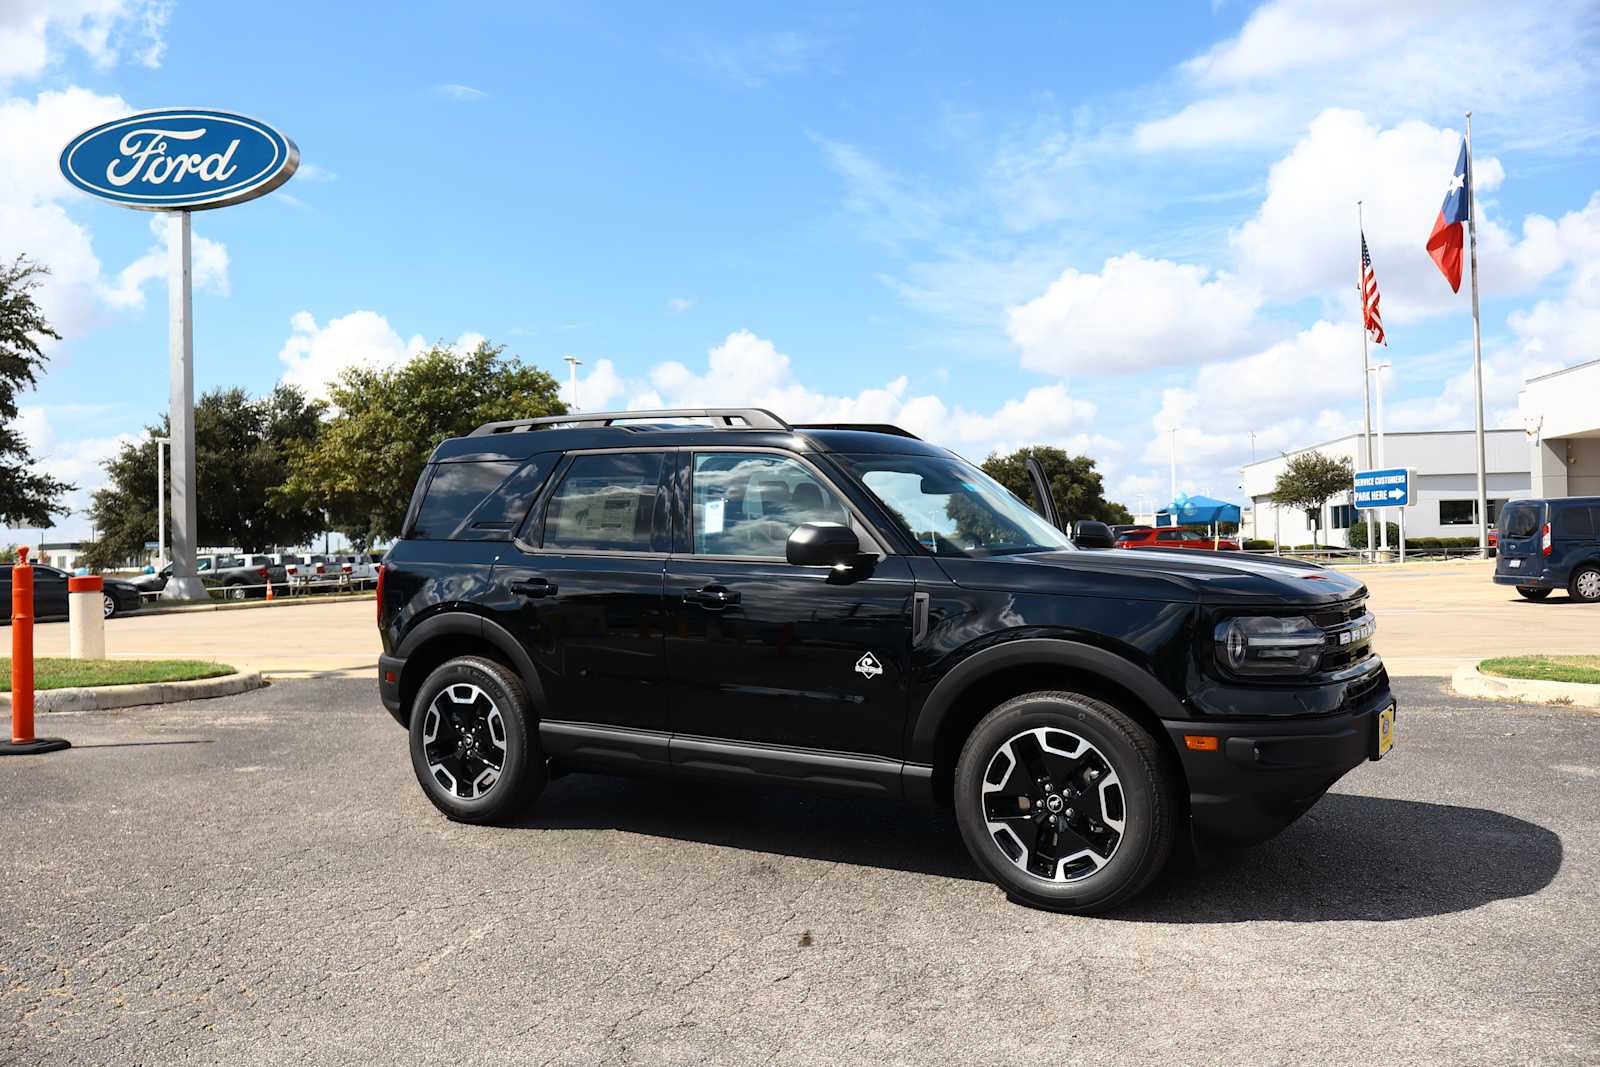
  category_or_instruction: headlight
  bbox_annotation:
[1215,616,1325,676]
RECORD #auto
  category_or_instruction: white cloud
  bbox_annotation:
[1151,0,1599,152]
[1006,253,1261,375]
[278,310,424,401]
[685,31,820,89]
[1227,109,1581,320]
[6,404,141,538]
[434,83,487,103]
[101,215,230,309]
[0,87,234,343]
[812,134,948,248]
[0,0,173,85]
[295,162,337,182]
[666,297,695,314]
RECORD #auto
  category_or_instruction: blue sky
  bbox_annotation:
[5,0,1599,542]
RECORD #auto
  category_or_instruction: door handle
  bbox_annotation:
[684,585,740,609]
[509,578,559,598]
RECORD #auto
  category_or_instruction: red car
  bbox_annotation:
[1114,526,1240,551]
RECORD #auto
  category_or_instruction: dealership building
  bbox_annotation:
[1242,357,1600,548]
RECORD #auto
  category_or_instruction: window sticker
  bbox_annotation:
[703,497,725,535]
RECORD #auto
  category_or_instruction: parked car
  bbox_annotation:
[1114,526,1241,551]
[127,553,287,600]
[0,564,142,620]
[1493,496,1600,602]
[375,407,1394,915]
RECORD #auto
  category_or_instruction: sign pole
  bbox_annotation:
[162,210,206,601]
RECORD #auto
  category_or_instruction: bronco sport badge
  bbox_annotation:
[854,652,883,679]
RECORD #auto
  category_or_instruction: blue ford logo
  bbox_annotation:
[59,108,298,211]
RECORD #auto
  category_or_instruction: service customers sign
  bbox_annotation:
[59,108,298,211]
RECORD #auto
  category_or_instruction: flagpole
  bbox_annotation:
[1358,201,1374,560]
[1465,112,1489,558]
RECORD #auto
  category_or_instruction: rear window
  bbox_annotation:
[409,457,557,541]
[1116,529,1150,541]
[1500,505,1540,538]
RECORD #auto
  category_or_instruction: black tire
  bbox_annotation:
[1516,586,1553,601]
[408,655,546,824]
[103,592,118,618]
[954,690,1178,915]
[1570,566,1600,604]
[225,581,248,601]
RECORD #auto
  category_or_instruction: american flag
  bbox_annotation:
[1361,232,1386,345]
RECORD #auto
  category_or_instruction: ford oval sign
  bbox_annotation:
[59,108,298,211]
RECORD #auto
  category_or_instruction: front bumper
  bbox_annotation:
[379,654,406,725]
[1166,683,1397,846]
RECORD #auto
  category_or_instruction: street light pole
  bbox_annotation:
[564,355,583,412]
[150,435,170,569]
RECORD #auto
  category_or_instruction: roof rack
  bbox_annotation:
[792,422,922,440]
[470,407,791,436]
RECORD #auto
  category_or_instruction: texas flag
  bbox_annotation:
[1426,138,1470,292]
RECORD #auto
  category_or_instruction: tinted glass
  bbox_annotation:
[842,453,1073,557]
[1500,506,1539,538]
[457,455,558,540]
[1439,500,1476,525]
[692,452,849,557]
[541,453,665,552]
[1115,530,1148,542]
[1556,505,1597,537]
[410,461,518,540]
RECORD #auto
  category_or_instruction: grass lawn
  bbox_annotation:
[1480,655,1600,685]
[0,658,234,692]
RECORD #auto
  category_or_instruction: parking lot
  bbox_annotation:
[1,674,1596,1064]
[26,557,1598,680]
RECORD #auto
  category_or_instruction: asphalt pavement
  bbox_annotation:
[1,677,1596,1065]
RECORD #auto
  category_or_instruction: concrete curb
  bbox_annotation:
[128,593,374,618]
[0,670,265,713]
[1450,662,1600,709]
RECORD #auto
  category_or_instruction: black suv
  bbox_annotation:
[377,408,1395,913]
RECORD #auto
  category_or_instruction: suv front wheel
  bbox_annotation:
[954,691,1178,914]
[409,656,546,824]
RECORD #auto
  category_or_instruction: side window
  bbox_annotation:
[458,455,558,540]
[541,452,666,552]
[691,452,849,557]
[410,460,518,540]
[196,559,212,572]
[1556,505,1596,538]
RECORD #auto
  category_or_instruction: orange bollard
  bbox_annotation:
[265,575,274,601]
[1,546,69,756]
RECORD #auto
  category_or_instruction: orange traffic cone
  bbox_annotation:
[265,576,275,601]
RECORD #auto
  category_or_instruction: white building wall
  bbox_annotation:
[1520,359,1600,499]
[1242,430,1529,548]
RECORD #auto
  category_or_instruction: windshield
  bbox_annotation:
[840,453,1073,557]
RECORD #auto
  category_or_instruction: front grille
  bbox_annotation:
[1314,596,1375,671]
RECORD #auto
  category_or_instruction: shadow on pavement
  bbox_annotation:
[522,779,1561,921]
[1124,793,1562,923]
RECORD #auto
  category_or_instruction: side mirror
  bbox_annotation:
[1072,520,1115,549]
[786,522,861,567]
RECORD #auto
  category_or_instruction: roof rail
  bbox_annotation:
[470,407,791,436]
[792,422,922,440]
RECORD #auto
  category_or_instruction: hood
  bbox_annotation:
[938,548,1366,607]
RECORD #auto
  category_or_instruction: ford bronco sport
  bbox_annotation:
[377,408,1395,913]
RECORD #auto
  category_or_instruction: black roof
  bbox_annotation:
[430,409,953,463]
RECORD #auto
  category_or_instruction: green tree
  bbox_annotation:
[85,385,325,567]
[1271,451,1353,547]
[980,446,1134,527]
[0,257,74,526]
[281,342,566,546]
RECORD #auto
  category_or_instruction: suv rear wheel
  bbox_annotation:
[954,691,1177,914]
[1571,565,1600,604]
[409,656,546,824]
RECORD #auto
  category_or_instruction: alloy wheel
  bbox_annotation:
[102,593,116,618]
[981,726,1126,882]
[422,683,507,800]
[1577,569,1600,601]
